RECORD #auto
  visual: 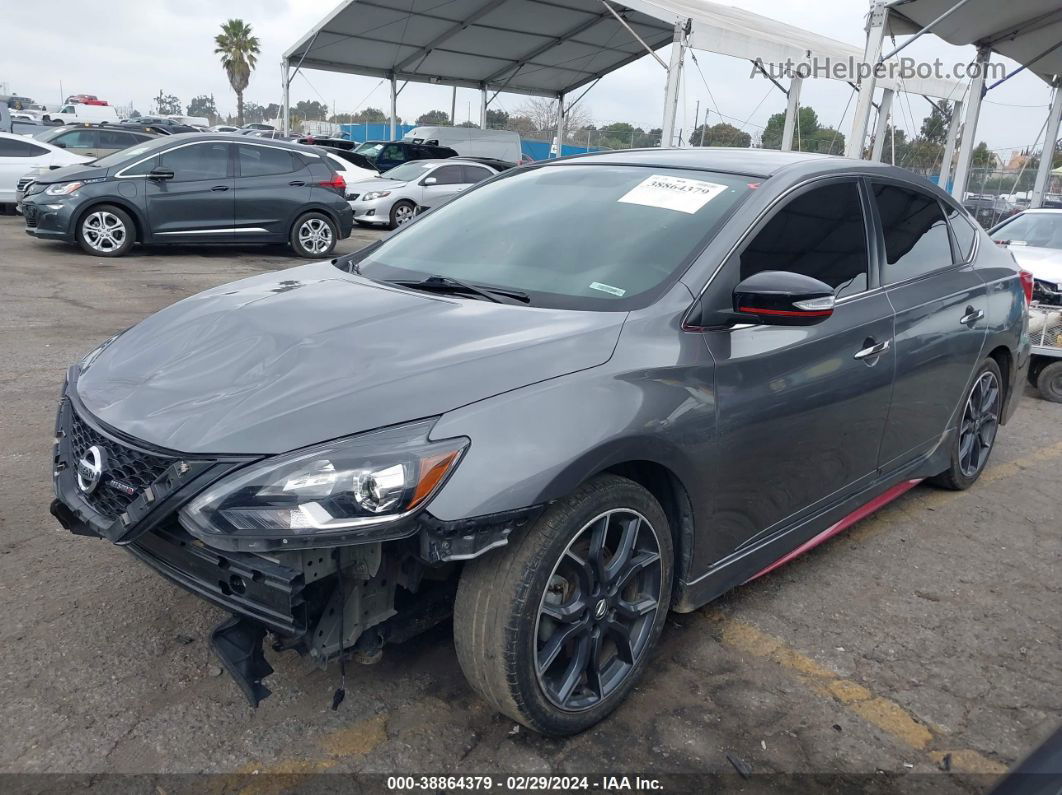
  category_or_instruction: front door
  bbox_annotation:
[871,181,988,469]
[698,179,896,561]
[234,142,310,239]
[145,140,234,240]
[418,163,472,211]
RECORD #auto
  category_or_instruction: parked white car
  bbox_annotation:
[0,132,90,206]
[321,151,379,200]
[347,158,508,228]
[989,209,1062,304]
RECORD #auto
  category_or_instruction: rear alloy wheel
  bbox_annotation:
[389,200,416,229]
[76,205,134,257]
[1036,361,1062,403]
[290,213,337,258]
[454,475,673,735]
[930,358,1002,490]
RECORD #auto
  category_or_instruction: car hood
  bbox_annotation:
[76,261,625,455]
[31,162,104,184]
[1002,245,1062,283]
[348,177,403,192]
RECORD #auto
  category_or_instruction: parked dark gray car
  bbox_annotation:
[21,133,353,257]
[50,149,1030,735]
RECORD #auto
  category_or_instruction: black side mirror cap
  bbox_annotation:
[732,271,836,326]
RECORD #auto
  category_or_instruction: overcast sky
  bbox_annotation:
[1,0,1055,157]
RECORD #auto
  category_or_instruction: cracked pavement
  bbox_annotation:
[0,214,1058,790]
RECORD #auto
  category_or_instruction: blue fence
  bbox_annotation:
[338,123,598,161]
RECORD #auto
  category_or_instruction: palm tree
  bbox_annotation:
[214,19,260,126]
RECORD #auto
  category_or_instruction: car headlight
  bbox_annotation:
[45,181,83,196]
[361,190,391,201]
[179,419,468,551]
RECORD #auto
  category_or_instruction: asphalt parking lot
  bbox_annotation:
[0,213,1059,791]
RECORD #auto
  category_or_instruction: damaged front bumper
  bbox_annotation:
[50,371,541,706]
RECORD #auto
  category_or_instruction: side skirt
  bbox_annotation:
[672,433,953,613]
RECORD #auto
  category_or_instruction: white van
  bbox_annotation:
[43,103,120,125]
[402,126,521,162]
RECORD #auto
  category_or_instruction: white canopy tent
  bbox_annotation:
[843,0,1062,205]
[282,0,964,154]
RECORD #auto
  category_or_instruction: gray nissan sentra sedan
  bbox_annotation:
[52,148,1030,735]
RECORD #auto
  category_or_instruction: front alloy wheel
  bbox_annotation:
[454,475,673,735]
[76,204,134,257]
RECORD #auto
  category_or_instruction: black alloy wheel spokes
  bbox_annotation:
[958,371,1000,477]
[535,509,663,712]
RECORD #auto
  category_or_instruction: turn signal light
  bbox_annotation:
[1019,269,1034,305]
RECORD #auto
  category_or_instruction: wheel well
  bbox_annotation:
[987,344,1012,409]
[292,207,340,233]
[601,461,694,582]
[75,200,143,243]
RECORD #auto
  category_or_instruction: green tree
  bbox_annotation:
[416,109,451,125]
[187,94,219,123]
[294,100,328,121]
[972,141,995,168]
[760,106,820,150]
[457,120,478,128]
[486,109,509,129]
[352,107,386,123]
[214,19,260,126]
[241,102,266,124]
[689,122,751,147]
[153,91,182,116]
[920,104,952,145]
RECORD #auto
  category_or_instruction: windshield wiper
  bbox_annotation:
[388,275,531,304]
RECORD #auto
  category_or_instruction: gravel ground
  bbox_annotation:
[0,214,1058,792]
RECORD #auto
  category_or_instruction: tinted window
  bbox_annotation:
[740,181,869,299]
[238,144,296,177]
[0,137,49,157]
[123,155,157,176]
[97,130,137,149]
[55,130,98,148]
[943,204,977,261]
[159,142,230,181]
[428,165,465,185]
[380,144,407,163]
[357,166,753,310]
[462,165,493,183]
[873,184,953,283]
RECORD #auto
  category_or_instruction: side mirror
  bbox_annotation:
[422,176,438,186]
[55,142,67,148]
[149,167,174,181]
[732,270,835,326]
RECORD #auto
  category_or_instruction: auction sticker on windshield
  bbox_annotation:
[618,174,729,214]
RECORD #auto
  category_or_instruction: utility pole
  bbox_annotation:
[450,86,457,126]
[692,100,700,147]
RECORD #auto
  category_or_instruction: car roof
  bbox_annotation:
[547,147,866,178]
[1015,208,1062,214]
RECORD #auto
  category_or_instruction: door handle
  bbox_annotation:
[289,180,306,187]
[211,185,229,192]
[960,307,984,327]
[854,339,891,360]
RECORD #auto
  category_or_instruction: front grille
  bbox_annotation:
[66,404,174,520]
[16,177,33,192]
[348,193,359,200]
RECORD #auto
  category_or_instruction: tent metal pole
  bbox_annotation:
[600,0,667,68]
[451,86,457,126]
[480,86,488,129]
[878,0,975,62]
[781,76,803,151]
[281,61,290,134]
[845,0,887,159]
[1031,79,1062,209]
[555,93,567,158]
[870,88,894,161]
[951,46,991,201]
[660,22,686,148]
[938,98,963,192]
[389,75,398,140]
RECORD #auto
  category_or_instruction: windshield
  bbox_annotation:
[355,142,384,159]
[353,164,753,310]
[991,213,1062,250]
[381,162,434,181]
[91,138,169,168]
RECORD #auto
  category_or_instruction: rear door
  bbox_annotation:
[144,140,234,240]
[872,180,989,470]
[233,142,312,239]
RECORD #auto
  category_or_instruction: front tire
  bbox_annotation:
[929,358,1003,490]
[290,212,337,258]
[454,475,673,735]
[388,200,416,229]
[76,204,134,257]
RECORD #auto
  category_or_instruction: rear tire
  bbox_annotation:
[75,204,134,257]
[929,358,1003,490]
[289,212,337,258]
[453,474,673,736]
[1036,361,1062,403]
